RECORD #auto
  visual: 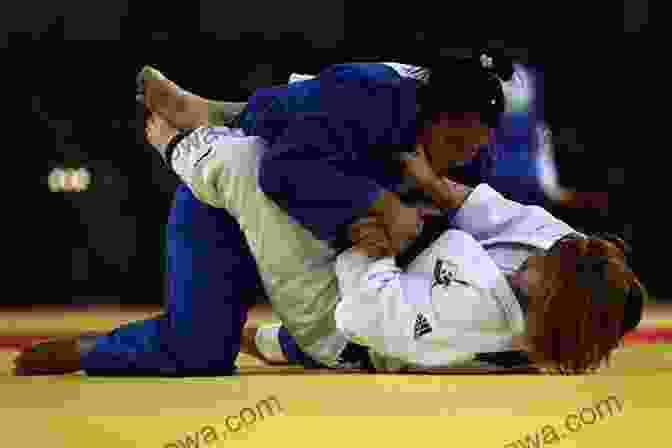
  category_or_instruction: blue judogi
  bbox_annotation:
[80,64,425,374]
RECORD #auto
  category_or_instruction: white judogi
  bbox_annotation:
[335,183,579,371]
[335,230,522,368]
[168,120,579,371]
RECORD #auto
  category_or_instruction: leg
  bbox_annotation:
[170,128,345,367]
[139,66,247,129]
[164,184,262,372]
[81,184,263,375]
[207,100,247,127]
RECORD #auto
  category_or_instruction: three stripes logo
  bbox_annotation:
[414,313,433,339]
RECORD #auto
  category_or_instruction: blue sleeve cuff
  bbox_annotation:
[277,326,322,368]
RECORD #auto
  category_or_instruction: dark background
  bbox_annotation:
[4,1,659,305]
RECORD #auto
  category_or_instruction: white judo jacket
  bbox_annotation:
[334,183,578,370]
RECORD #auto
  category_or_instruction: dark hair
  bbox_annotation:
[409,50,514,130]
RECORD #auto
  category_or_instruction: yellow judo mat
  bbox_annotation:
[1,305,670,448]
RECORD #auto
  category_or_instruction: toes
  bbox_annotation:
[136,66,162,93]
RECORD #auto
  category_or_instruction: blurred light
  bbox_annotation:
[48,167,91,192]
[502,64,534,113]
[535,123,571,203]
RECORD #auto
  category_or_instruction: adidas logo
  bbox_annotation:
[413,313,432,339]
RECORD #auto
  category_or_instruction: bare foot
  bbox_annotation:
[137,66,211,129]
[145,112,179,161]
[13,337,82,375]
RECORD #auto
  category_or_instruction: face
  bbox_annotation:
[420,113,491,175]
[510,255,550,356]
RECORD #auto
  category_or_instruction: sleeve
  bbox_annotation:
[259,115,387,243]
[259,64,415,243]
[451,183,577,245]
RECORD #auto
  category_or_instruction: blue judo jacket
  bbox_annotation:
[238,63,420,243]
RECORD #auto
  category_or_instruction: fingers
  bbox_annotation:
[145,113,153,135]
[349,216,386,243]
[353,206,421,256]
[385,230,404,255]
[415,143,426,155]
[145,113,159,143]
[350,216,395,257]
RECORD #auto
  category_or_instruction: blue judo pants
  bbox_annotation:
[81,184,268,375]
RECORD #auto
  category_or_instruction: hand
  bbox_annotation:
[369,191,424,255]
[349,216,395,258]
[145,112,179,154]
[401,143,440,188]
[13,337,82,375]
[379,196,424,254]
[385,203,424,255]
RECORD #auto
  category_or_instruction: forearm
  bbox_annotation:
[419,177,474,211]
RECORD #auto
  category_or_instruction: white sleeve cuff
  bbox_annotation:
[254,323,283,359]
[452,183,502,233]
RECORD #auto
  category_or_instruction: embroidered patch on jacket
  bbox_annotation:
[432,259,469,288]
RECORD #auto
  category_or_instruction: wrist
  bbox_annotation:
[422,178,470,210]
[415,174,441,192]
[369,190,399,215]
